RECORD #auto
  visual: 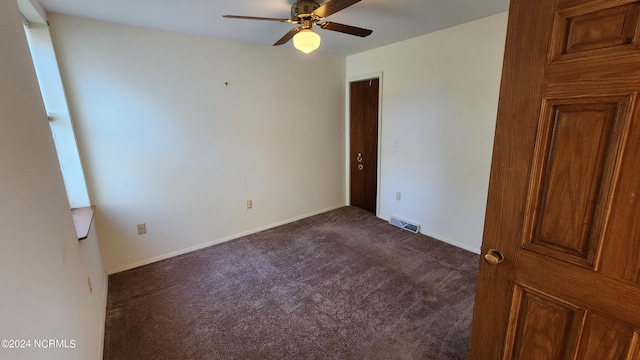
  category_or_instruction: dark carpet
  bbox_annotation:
[103,206,479,359]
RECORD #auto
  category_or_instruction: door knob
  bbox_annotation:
[484,249,504,265]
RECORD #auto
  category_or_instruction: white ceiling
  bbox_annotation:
[37,0,510,56]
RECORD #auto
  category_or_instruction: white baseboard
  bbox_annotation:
[375,214,481,255]
[420,230,481,254]
[106,204,346,274]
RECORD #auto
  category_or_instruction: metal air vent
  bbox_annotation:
[389,216,420,234]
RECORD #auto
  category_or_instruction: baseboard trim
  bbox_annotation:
[376,215,481,255]
[106,204,346,274]
[421,230,481,254]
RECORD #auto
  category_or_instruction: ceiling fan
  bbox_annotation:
[223,0,373,54]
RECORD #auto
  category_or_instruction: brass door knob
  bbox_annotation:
[484,249,504,265]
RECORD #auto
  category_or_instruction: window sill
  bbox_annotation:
[71,206,95,240]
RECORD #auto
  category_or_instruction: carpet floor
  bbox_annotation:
[103,206,479,359]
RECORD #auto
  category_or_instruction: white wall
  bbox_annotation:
[48,14,347,273]
[347,13,508,253]
[0,1,107,359]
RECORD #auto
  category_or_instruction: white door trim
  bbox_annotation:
[345,71,383,216]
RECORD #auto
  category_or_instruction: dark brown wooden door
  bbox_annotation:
[470,0,640,358]
[350,78,379,213]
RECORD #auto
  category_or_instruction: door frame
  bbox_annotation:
[345,72,383,216]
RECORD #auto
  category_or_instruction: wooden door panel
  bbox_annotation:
[550,1,640,61]
[470,0,640,358]
[599,110,640,284]
[505,286,583,360]
[577,312,637,360]
[504,281,640,359]
[523,96,632,268]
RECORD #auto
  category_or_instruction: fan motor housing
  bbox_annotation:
[291,1,320,19]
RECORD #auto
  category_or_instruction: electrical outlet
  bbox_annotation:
[246,200,253,209]
[137,223,146,235]
[396,192,401,201]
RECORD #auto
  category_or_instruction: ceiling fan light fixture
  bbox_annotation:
[293,29,321,53]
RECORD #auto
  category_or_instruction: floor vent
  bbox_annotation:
[389,216,420,234]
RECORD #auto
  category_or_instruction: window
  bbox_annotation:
[21,10,91,209]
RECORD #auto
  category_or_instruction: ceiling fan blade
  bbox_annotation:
[223,15,293,23]
[319,22,372,37]
[313,0,362,18]
[274,27,301,46]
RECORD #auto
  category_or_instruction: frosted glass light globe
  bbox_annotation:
[293,29,321,54]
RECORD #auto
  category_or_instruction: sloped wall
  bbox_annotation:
[0,2,107,359]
